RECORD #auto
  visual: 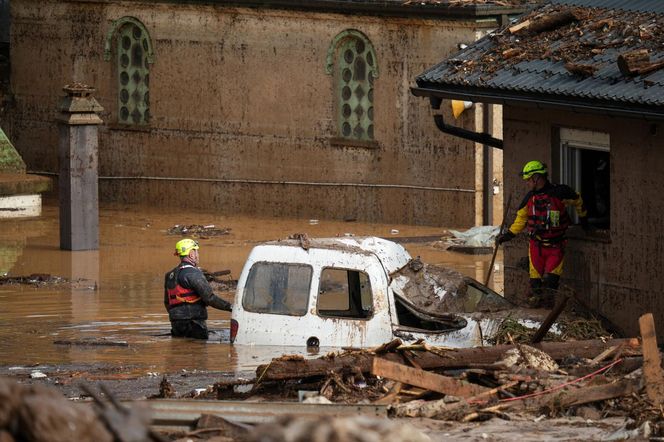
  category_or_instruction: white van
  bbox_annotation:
[231,236,544,348]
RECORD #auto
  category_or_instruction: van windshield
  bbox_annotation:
[242,262,312,316]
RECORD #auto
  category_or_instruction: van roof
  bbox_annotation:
[262,236,411,274]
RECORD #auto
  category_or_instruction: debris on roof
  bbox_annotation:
[451,3,664,76]
[404,0,539,5]
[416,0,664,109]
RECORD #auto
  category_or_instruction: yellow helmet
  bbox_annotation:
[175,238,199,256]
[520,160,547,180]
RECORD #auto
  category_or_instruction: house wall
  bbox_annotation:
[8,0,501,226]
[503,105,664,338]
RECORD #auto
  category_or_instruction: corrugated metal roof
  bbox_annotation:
[415,0,664,113]
[551,0,664,14]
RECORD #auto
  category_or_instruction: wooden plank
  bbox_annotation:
[558,379,640,407]
[639,313,664,405]
[374,382,402,405]
[510,10,580,35]
[590,345,619,365]
[508,378,640,412]
[256,338,641,381]
[372,357,489,398]
[530,294,569,343]
[508,19,531,34]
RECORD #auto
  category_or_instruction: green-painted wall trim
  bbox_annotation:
[104,16,155,63]
[0,127,26,174]
[325,29,379,78]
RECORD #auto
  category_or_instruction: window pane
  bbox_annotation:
[318,269,373,319]
[561,140,610,229]
[242,263,312,316]
[336,36,375,141]
[117,21,150,125]
[579,150,610,228]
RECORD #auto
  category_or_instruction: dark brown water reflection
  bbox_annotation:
[0,203,502,375]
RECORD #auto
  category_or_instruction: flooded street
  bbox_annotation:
[0,201,502,378]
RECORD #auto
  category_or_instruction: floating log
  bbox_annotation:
[256,338,641,381]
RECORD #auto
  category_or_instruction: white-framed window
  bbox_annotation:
[317,268,373,319]
[559,128,610,229]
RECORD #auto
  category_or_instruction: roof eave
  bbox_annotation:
[412,84,664,122]
[139,0,532,19]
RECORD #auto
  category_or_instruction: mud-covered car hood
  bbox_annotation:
[389,261,555,329]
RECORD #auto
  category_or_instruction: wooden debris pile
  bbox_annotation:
[0,273,68,286]
[489,316,611,345]
[403,0,539,6]
[167,224,230,237]
[0,378,160,442]
[448,3,664,78]
[223,314,664,435]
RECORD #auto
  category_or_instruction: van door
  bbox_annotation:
[312,254,392,347]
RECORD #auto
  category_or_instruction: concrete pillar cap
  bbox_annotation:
[58,82,104,125]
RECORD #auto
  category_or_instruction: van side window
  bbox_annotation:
[317,269,372,319]
[242,263,312,316]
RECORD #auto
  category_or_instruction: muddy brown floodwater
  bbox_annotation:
[0,201,502,381]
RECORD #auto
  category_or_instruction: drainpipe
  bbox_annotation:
[429,97,503,149]
[483,104,493,226]
[428,97,501,226]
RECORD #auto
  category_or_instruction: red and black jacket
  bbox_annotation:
[165,263,202,309]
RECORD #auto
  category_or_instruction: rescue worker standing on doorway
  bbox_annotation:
[497,161,588,308]
[164,239,232,339]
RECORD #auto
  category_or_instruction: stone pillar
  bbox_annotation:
[58,83,103,251]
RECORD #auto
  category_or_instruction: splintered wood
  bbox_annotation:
[639,313,664,405]
[256,338,640,381]
[372,357,489,398]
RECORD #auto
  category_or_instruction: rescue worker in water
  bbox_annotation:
[164,239,232,339]
[497,160,589,308]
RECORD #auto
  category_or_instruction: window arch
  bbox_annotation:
[104,17,154,125]
[326,30,378,142]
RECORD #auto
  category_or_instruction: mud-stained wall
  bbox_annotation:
[502,105,664,339]
[9,0,500,226]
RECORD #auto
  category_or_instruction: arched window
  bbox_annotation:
[326,30,378,142]
[104,17,154,125]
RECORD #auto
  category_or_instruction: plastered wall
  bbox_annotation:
[9,0,500,226]
[502,105,664,339]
